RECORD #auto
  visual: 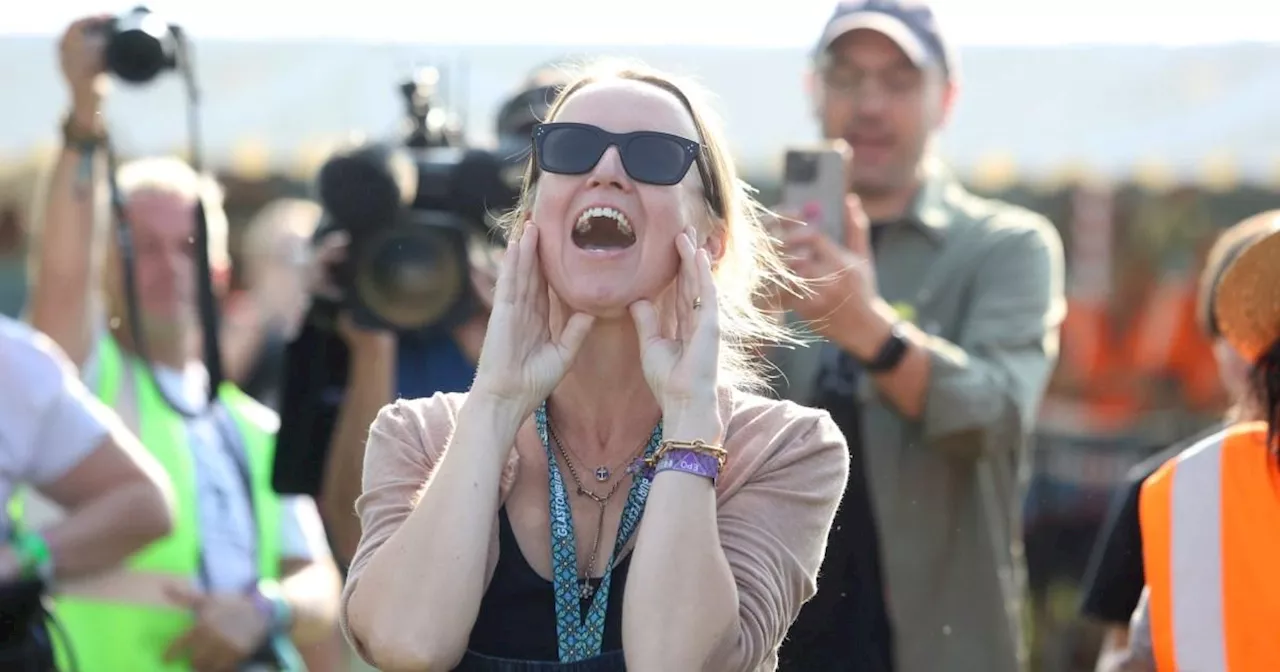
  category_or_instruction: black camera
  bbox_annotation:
[273,69,538,501]
[311,67,520,336]
[99,6,180,84]
[0,578,55,670]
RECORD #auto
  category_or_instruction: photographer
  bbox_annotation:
[21,15,340,671]
[1,315,173,669]
[314,68,563,564]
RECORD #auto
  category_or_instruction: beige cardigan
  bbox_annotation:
[340,389,850,670]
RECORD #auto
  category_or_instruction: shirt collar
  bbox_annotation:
[881,156,956,242]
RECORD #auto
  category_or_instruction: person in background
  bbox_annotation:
[1025,189,1224,670]
[317,65,570,565]
[18,15,341,671]
[1121,213,1280,670]
[1079,211,1280,671]
[769,2,1066,671]
[222,198,323,411]
[341,59,849,671]
[1,315,173,666]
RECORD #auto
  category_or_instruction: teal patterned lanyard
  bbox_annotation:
[535,402,662,662]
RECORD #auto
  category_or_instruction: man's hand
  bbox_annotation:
[305,228,396,352]
[59,16,111,119]
[777,194,880,333]
[164,584,270,672]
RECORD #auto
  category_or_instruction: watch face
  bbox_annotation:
[867,326,909,373]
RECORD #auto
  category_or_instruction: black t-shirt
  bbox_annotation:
[468,507,627,660]
[777,388,895,672]
[1077,422,1226,624]
[777,225,894,672]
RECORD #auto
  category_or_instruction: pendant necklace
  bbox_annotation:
[536,402,662,662]
[547,422,648,600]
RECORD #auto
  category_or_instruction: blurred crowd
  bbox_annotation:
[2,2,1278,672]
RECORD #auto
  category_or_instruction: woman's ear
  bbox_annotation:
[702,226,726,265]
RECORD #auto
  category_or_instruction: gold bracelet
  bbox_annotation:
[645,439,728,471]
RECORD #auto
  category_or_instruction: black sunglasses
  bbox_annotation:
[532,122,724,216]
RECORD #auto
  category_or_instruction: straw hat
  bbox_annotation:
[1215,211,1280,363]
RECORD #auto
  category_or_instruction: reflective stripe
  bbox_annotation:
[1167,437,1227,671]
[1140,423,1277,671]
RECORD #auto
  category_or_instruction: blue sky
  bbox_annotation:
[6,0,1272,47]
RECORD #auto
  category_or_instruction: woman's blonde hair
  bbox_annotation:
[497,58,803,392]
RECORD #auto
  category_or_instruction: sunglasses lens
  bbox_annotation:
[624,135,692,185]
[539,126,604,174]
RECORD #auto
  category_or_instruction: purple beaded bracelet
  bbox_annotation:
[654,448,722,484]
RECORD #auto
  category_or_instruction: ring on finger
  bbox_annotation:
[693,297,702,310]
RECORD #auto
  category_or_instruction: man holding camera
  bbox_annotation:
[314,67,564,565]
[771,2,1066,671]
[18,15,341,671]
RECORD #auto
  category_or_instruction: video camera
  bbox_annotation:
[310,67,522,336]
[273,68,532,499]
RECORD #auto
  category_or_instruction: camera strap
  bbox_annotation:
[200,403,259,590]
[101,26,225,420]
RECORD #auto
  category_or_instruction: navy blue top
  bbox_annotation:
[396,331,476,398]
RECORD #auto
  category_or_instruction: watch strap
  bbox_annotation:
[863,323,909,373]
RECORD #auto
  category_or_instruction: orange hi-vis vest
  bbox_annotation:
[1139,422,1280,671]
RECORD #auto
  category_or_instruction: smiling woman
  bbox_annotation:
[339,58,851,672]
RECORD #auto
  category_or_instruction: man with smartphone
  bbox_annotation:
[771,2,1066,671]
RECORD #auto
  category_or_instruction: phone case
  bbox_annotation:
[780,145,849,241]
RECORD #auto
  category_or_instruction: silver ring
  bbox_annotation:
[693,297,702,310]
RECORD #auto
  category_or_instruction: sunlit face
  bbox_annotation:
[106,190,201,338]
[530,79,709,318]
[818,29,949,195]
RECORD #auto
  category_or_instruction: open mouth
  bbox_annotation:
[572,206,637,251]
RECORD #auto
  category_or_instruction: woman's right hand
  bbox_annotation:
[470,223,595,419]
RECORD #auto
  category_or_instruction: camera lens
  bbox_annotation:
[104,11,175,84]
[353,225,467,332]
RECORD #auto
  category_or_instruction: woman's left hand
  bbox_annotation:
[630,226,721,414]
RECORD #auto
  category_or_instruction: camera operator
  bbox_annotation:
[315,67,566,565]
[222,198,326,411]
[1,315,173,669]
[769,2,1066,671]
[20,15,340,671]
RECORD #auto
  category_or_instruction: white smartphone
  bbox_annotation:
[779,143,850,241]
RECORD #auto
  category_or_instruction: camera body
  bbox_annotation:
[100,6,180,84]
[272,69,537,499]
[311,69,521,336]
[0,577,54,669]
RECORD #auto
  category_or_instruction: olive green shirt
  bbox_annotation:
[771,160,1066,672]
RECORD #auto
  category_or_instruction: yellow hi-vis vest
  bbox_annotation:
[49,336,284,671]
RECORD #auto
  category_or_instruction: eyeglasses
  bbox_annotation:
[532,122,723,216]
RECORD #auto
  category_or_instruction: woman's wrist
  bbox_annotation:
[661,394,723,444]
[460,392,529,453]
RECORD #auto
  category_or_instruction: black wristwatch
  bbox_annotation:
[862,322,909,373]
